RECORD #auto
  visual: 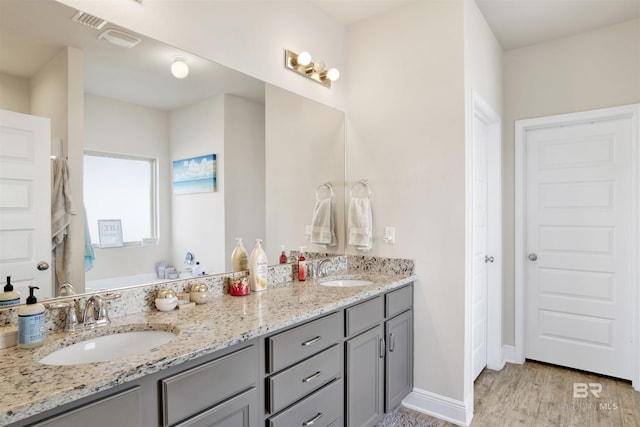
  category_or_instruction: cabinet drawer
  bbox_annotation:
[345,296,384,338]
[174,387,257,427]
[161,344,258,427]
[32,387,141,427]
[267,379,343,427]
[267,312,341,373]
[385,284,413,318]
[267,344,341,414]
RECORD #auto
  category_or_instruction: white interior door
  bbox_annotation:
[472,113,490,380]
[0,109,52,299]
[524,114,633,380]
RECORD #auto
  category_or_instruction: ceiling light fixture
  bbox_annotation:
[171,57,189,79]
[285,49,340,88]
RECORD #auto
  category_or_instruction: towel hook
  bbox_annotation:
[316,182,334,201]
[350,179,371,199]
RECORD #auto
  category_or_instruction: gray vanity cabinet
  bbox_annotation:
[344,283,414,427]
[344,296,385,427]
[265,312,344,427]
[345,323,385,427]
[29,387,142,427]
[385,310,413,411]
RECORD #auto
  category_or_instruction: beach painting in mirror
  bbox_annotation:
[172,154,217,194]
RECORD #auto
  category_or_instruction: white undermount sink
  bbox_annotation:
[319,278,374,287]
[39,330,177,366]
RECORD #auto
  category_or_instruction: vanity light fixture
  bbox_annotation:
[171,57,189,79]
[285,49,340,88]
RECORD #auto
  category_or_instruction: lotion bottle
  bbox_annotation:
[18,286,46,348]
[0,276,20,307]
[298,247,307,281]
[249,239,268,292]
[231,238,249,272]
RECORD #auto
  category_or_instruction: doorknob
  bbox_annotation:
[484,256,494,263]
[37,261,49,271]
[528,253,538,262]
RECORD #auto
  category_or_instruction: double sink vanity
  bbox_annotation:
[0,256,415,427]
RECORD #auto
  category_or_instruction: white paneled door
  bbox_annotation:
[472,113,489,380]
[0,110,51,299]
[524,113,633,380]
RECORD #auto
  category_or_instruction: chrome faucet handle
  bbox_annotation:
[65,303,79,332]
[46,300,79,332]
[58,282,75,296]
[317,259,334,278]
[93,295,109,326]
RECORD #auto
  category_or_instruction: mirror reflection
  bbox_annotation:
[0,0,345,303]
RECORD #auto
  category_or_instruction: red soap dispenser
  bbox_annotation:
[279,245,288,264]
[298,247,307,281]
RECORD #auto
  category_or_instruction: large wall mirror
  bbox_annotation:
[0,0,345,302]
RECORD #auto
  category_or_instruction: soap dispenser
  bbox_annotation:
[249,239,268,292]
[231,238,249,272]
[298,247,307,281]
[0,276,20,307]
[18,286,46,348]
[279,245,288,264]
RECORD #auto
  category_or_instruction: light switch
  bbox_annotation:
[384,226,395,244]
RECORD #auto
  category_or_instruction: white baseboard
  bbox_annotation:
[401,387,472,426]
[503,345,518,365]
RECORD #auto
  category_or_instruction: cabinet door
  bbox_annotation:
[31,387,141,427]
[175,387,257,427]
[346,325,384,427]
[385,310,413,411]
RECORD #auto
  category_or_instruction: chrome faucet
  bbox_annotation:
[317,259,334,278]
[82,295,109,328]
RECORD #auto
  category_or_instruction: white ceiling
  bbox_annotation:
[312,0,640,51]
[1,0,638,111]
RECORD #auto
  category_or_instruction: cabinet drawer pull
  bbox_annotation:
[302,371,322,383]
[389,333,395,352]
[302,412,323,426]
[301,336,322,347]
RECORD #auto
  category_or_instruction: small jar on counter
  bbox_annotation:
[228,276,250,296]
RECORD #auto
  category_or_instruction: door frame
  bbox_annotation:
[467,91,503,385]
[514,103,640,391]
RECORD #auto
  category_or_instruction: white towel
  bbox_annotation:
[311,198,336,246]
[348,197,372,250]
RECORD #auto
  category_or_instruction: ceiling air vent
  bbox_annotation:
[98,29,141,48]
[72,11,108,30]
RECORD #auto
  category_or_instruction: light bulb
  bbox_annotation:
[171,58,189,79]
[297,51,312,66]
[327,68,340,81]
[313,60,326,73]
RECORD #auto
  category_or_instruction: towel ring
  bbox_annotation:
[316,182,334,201]
[350,179,371,198]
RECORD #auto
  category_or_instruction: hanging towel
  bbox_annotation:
[348,197,372,250]
[311,198,336,246]
[83,206,95,272]
[51,158,76,284]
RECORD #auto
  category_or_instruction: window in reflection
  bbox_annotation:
[83,152,157,246]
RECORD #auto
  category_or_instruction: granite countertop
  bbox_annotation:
[0,272,414,425]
